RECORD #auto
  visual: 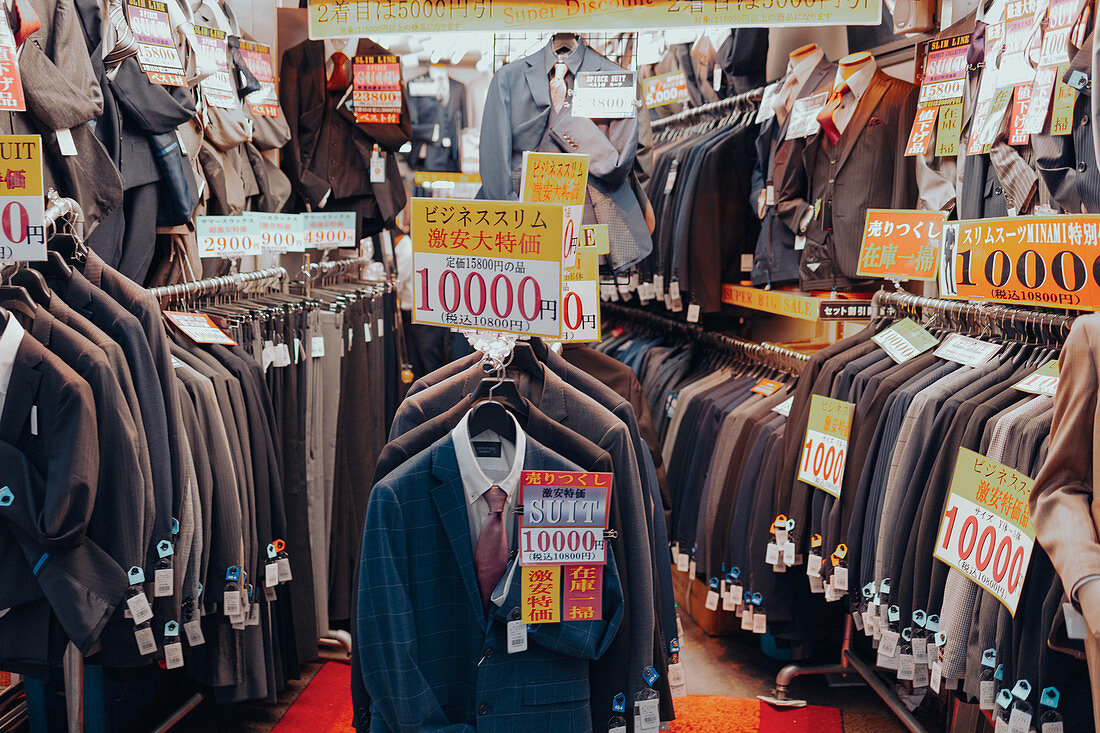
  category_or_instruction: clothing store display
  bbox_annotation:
[407,69,467,172]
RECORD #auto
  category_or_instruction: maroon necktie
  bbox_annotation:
[327,51,349,92]
[474,485,508,608]
[816,82,850,146]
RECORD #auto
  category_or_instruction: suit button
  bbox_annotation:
[995,186,1003,195]
[1079,162,1088,171]
[478,704,489,715]
[1082,115,1090,126]
[484,647,495,659]
[827,178,835,184]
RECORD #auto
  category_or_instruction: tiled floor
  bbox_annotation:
[677,612,908,732]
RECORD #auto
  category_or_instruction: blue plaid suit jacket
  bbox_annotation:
[358,434,624,732]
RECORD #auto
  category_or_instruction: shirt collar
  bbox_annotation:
[832,60,877,101]
[0,315,24,402]
[792,48,824,86]
[543,38,586,77]
[325,38,353,60]
[451,408,527,506]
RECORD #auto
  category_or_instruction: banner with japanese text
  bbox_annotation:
[520,151,588,269]
[907,33,969,156]
[410,198,564,337]
[0,135,43,261]
[307,0,880,38]
[857,209,946,281]
[941,215,1100,309]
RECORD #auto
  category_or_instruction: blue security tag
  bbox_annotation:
[0,486,13,507]
[730,567,742,581]
[669,638,679,654]
[880,578,891,594]
[642,666,659,687]
[901,627,912,642]
[128,566,145,585]
[785,518,795,531]
[888,605,900,623]
[171,518,179,535]
[157,540,174,558]
[612,693,626,713]
[997,690,1014,710]
[1068,69,1089,90]
[913,609,927,628]
[198,583,203,598]
[709,577,720,590]
[982,648,997,668]
[165,621,179,637]
[1011,680,1032,700]
[1040,687,1060,709]
[995,664,1004,681]
[751,592,764,606]
[926,614,940,632]
[225,566,240,583]
[935,631,946,646]
[267,543,278,560]
[863,582,875,599]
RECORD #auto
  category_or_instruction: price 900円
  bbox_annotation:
[798,429,847,498]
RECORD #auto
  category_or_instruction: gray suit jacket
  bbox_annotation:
[478,39,651,272]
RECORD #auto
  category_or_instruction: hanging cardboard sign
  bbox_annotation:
[857,209,946,281]
[197,215,261,258]
[0,135,44,261]
[1014,359,1059,396]
[519,470,611,566]
[0,15,25,112]
[239,41,279,117]
[410,198,564,338]
[520,151,589,269]
[194,26,238,109]
[872,318,939,363]
[521,565,561,624]
[352,55,402,123]
[560,241,601,342]
[246,212,305,253]
[797,395,854,498]
[307,0,881,39]
[910,33,969,156]
[125,0,186,86]
[934,448,1036,616]
[643,71,689,109]
[572,71,636,118]
[301,211,357,248]
[164,312,237,345]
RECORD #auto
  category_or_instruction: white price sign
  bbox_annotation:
[934,447,1036,615]
[797,395,853,498]
[571,72,636,119]
[559,238,601,343]
[411,198,564,338]
[197,215,261,258]
[246,212,305,253]
[301,210,356,249]
[0,135,45,261]
[1013,360,1058,396]
[519,471,611,566]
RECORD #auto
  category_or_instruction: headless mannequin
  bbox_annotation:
[836,51,874,82]
[552,33,579,55]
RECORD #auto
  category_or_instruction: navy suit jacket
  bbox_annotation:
[358,434,623,732]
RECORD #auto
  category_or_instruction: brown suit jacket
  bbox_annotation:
[776,70,918,290]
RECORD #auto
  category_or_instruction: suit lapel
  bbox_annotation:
[429,440,486,624]
[834,71,891,173]
[0,344,41,445]
[525,56,551,112]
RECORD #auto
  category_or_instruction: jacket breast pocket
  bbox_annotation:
[523,676,589,706]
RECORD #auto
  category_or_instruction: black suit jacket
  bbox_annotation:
[408,76,467,172]
[279,38,411,222]
[776,70,918,290]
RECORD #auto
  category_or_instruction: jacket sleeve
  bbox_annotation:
[492,546,624,661]
[478,73,516,200]
[775,135,813,235]
[0,378,98,547]
[278,48,333,206]
[358,484,476,733]
[1031,320,1100,597]
[550,113,638,186]
[19,0,103,129]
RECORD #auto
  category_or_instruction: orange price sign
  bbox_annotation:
[942,215,1100,309]
[643,71,689,109]
[857,209,946,281]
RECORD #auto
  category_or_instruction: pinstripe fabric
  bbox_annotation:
[358,435,623,732]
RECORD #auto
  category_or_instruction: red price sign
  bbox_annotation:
[353,55,402,123]
[798,395,853,498]
[410,198,564,338]
[934,447,1036,615]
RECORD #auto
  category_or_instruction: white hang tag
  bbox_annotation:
[30,406,37,435]
[377,318,384,337]
[311,336,326,358]
[370,152,386,183]
[1008,709,1031,733]
[688,558,696,577]
[265,562,279,587]
[897,653,915,680]
[912,637,928,665]
[223,590,242,617]
[806,555,823,577]
[795,235,807,251]
[980,681,996,710]
[135,627,157,655]
[877,644,900,671]
[676,553,689,572]
[913,662,929,688]
[127,592,154,625]
[766,185,776,206]
[56,129,77,156]
[364,322,373,343]
[507,618,527,653]
[164,641,184,669]
[741,609,753,630]
[705,589,720,611]
[277,557,293,582]
[722,591,737,611]
[783,542,796,565]
[183,620,206,646]
[265,584,277,601]
[809,574,825,593]
[635,698,660,733]
[852,610,864,631]
[247,603,260,626]
[765,542,780,565]
[879,630,900,658]
[154,568,174,597]
[668,661,687,698]
[293,338,302,364]
[686,303,700,323]
[931,661,943,693]
[833,566,849,591]
[729,584,743,605]
[752,612,767,634]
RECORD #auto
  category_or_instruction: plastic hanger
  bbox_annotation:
[8,268,52,304]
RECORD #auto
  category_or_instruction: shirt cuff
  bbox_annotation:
[1071,575,1100,606]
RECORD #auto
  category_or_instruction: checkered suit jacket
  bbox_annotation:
[358,434,623,732]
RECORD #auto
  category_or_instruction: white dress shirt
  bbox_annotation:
[0,314,24,417]
[773,47,826,121]
[828,59,877,136]
[451,408,526,552]
[325,38,355,79]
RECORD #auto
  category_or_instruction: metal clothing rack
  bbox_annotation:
[871,290,1076,341]
[602,301,809,374]
[650,86,765,131]
[147,266,288,300]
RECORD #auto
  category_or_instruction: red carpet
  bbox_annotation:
[273,664,843,733]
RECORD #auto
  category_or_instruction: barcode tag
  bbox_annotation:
[127,592,154,625]
[705,590,720,610]
[154,568,174,597]
[311,336,326,358]
[668,661,687,698]
[635,698,659,733]
[265,562,279,588]
[507,619,527,653]
[164,641,184,669]
[223,590,242,617]
[277,557,293,583]
[247,603,260,626]
[184,620,205,647]
[135,627,157,655]
[752,612,767,634]
[686,303,700,322]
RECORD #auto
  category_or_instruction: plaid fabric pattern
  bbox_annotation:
[358,435,623,732]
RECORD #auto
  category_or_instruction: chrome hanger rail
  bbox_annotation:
[147,266,288,299]
[650,86,765,131]
[872,290,1075,342]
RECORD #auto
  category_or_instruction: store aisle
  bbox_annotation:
[676,613,906,733]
